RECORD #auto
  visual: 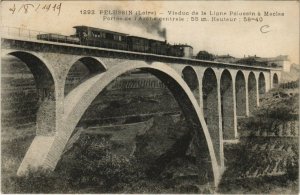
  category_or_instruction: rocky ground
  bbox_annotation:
[56,114,214,193]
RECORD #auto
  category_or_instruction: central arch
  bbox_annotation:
[42,61,220,186]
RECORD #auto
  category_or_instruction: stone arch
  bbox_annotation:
[202,68,222,166]
[258,72,266,97]
[4,51,56,135]
[248,72,257,114]
[6,51,55,100]
[220,69,235,140]
[30,62,220,186]
[235,71,246,117]
[182,66,200,103]
[273,73,279,88]
[64,57,107,96]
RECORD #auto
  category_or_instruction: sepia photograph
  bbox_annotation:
[1,0,299,194]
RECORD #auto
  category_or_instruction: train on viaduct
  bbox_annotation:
[1,27,281,186]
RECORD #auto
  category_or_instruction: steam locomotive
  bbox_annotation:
[37,25,193,58]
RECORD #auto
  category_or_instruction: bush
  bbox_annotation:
[241,89,298,135]
[3,168,70,193]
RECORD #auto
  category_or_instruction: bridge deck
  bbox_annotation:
[2,35,281,71]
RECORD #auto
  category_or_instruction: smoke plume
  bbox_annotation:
[107,8,167,41]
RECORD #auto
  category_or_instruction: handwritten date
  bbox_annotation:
[9,3,62,15]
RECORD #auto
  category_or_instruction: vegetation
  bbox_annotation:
[241,88,298,136]
[2,86,298,194]
[236,57,268,66]
[218,87,299,194]
[195,50,215,61]
[2,116,212,194]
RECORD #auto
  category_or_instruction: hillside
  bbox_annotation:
[218,87,299,194]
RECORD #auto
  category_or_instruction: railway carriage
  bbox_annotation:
[149,39,168,55]
[37,33,80,44]
[127,36,150,53]
[36,25,193,58]
[73,26,128,50]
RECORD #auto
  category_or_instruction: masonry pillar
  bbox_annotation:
[245,77,250,116]
[198,75,204,111]
[17,59,66,176]
[265,72,271,92]
[216,75,224,169]
[232,78,238,138]
[54,79,66,133]
[256,78,260,107]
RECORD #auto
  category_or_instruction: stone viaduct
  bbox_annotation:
[1,36,282,186]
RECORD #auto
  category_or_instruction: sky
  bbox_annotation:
[1,1,299,64]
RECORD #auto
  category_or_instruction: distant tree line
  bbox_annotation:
[280,80,299,89]
[195,51,215,61]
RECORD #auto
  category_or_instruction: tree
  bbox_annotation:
[242,88,298,135]
[196,51,215,61]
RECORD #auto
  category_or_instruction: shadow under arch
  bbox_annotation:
[42,61,220,186]
[64,56,107,96]
[248,72,257,115]
[273,73,279,88]
[182,66,200,103]
[4,51,56,135]
[6,51,56,100]
[202,68,222,167]
[220,69,235,140]
[258,72,266,96]
[235,71,246,117]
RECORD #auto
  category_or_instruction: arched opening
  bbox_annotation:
[202,68,221,166]
[7,52,55,101]
[40,63,219,191]
[258,72,266,99]
[1,51,56,190]
[273,73,279,88]
[1,55,39,130]
[64,57,106,96]
[182,66,200,104]
[220,70,235,140]
[2,52,56,134]
[248,72,257,114]
[235,71,246,117]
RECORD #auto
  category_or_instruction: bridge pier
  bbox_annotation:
[17,59,67,175]
[231,74,238,138]
[245,75,250,117]
[216,73,225,168]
